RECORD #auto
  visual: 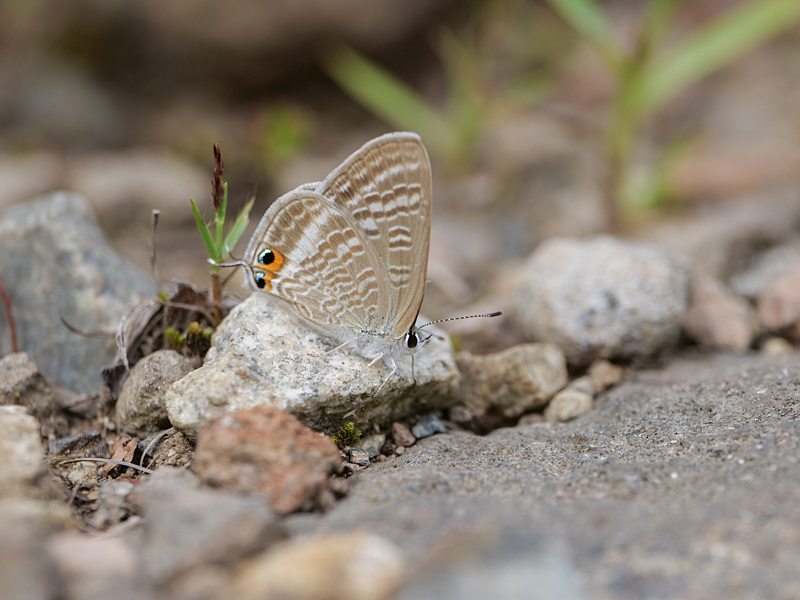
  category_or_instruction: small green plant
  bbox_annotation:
[323,2,564,172]
[325,0,800,227]
[164,326,185,350]
[545,0,800,226]
[185,321,212,356]
[331,422,362,447]
[190,144,254,322]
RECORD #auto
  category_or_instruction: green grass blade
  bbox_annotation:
[190,198,219,261]
[545,0,625,75]
[224,197,254,255]
[323,46,453,158]
[635,0,800,114]
[640,0,684,55]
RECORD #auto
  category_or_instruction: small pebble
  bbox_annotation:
[412,414,447,439]
[349,447,370,467]
[356,434,386,459]
[391,422,416,447]
[761,337,793,356]
[544,389,593,423]
[395,446,405,456]
[587,359,624,394]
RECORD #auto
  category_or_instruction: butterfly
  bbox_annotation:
[236,132,499,395]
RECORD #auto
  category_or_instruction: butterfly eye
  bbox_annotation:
[254,272,267,289]
[258,248,275,265]
[407,332,418,349]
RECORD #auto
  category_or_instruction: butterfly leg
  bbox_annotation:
[372,355,398,397]
[344,351,385,386]
[308,336,358,358]
[410,353,417,385]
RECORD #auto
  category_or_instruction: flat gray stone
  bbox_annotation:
[165,293,459,437]
[0,353,54,420]
[0,406,46,499]
[455,343,567,424]
[0,192,155,393]
[513,235,690,367]
[115,349,197,438]
[0,498,71,600]
[285,352,800,599]
[130,468,287,584]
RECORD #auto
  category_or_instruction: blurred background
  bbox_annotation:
[1,0,799,343]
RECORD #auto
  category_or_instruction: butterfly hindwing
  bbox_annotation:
[244,190,391,338]
[316,132,432,338]
[243,132,432,342]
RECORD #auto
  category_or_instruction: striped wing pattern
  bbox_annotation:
[243,132,432,343]
[317,134,431,338]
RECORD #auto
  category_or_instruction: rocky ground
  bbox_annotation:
[2,2,800,599]
[288,351,800,599]
[1,189,799,600]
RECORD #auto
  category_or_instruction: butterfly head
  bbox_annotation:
[403,323,434,355]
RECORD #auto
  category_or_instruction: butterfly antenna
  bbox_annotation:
[417,311,503,331]
[208,255,246,269]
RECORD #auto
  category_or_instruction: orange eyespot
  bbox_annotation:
[252,247,285,291]
[257,247,285,272]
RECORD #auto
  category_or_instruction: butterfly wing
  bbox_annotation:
[243,188,391,340]
[316,132,432,339]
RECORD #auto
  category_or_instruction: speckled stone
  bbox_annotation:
[0,193,154,393]
[115,350,197,438]
[165,293,460,437]
[513,236,690,367]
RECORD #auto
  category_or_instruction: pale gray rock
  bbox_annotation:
[729,243,800,300]
[760,336,793,355]
[544,388,593,423]
[116,350,197,438]
[357,433,387,459]
[0,498,71,600]
[0,406,46,499]
[757,262,800,334]
[396,531,587,600]
[513,236,690,367]
[47,532,152,600]
[0,353,54,420]
[232,532,404,600]
[683,276,756,351]
[586,359,623,394]
[130,468,287,584]
[454,343,567,425]
[412,414,447,439]
[0,192,155,393]
[165,293,459,437]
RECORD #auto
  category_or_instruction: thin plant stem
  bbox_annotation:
[210,272,222,324]
[0,276,18,353]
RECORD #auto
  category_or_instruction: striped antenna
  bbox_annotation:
[417,311,502,330]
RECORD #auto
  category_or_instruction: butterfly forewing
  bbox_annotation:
[244,191,391,338]
[317,133,432,338]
